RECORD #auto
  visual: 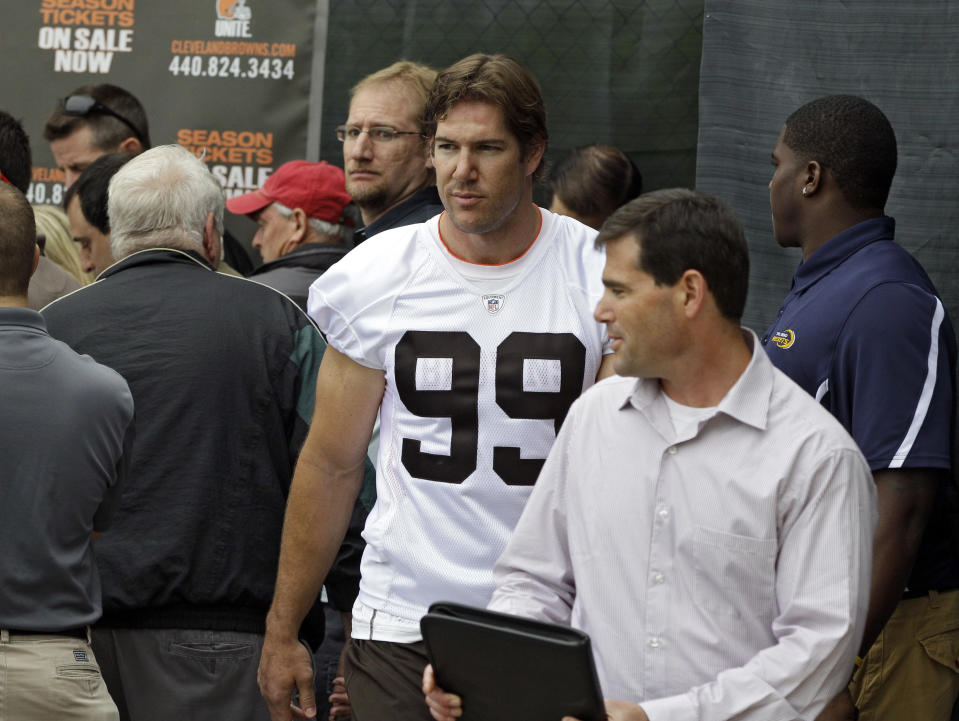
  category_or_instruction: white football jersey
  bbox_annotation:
[308,207,609,641]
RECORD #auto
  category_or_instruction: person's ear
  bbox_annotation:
[202,211,222,268]
[524,139,546,178]
[288,208,309,248]
[117,136,143,154]
[802,160,823,197]
[678,269,707,319]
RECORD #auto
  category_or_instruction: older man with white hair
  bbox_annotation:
[41,145,364,721]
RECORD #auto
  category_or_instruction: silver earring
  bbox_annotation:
[802,187,808,197]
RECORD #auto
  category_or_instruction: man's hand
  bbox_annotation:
[422,664,462,721]
[328,676,350,720]
[258,634,316,720]
[563,699,649,721]
[815,688,858,721]
[859,468,939,654]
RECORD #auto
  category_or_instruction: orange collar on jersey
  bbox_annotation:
[437,204,543,266]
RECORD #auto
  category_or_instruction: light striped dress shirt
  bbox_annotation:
[490,331,877,721]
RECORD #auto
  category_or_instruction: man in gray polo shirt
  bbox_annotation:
[0,181,135,720]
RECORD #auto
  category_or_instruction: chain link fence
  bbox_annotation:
[320,0,704,202]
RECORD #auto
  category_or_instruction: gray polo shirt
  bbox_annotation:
[0,307,134,631]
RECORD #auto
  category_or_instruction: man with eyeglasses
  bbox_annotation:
[338,61,444,245]
[259,53,614,721]
[43,84,149,190]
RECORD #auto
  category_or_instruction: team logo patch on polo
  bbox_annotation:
[73,649,89,662]
[482,294,506,315]
[771,329,796,349]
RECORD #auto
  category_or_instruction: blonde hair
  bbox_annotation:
[32,204,92,285]
[351,61,437,126]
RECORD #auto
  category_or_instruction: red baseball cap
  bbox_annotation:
[226,160,352,223]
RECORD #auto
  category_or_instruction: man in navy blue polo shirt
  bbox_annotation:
[763,95,958,721]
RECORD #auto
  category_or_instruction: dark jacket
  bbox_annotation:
[352,185,443,245]
[42,248,359,646]
[249,242,351,311]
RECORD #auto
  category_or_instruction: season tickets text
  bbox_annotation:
[39,0,134,27]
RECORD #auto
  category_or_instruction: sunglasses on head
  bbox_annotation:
[60,94,145,146]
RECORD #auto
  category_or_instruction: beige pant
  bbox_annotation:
[850,589,959,721]
[0,628,118,721]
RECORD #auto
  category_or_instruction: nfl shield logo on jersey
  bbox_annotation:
[482,294,506,315]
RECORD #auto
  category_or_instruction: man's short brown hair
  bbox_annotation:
[424,54,548,181]
[596,189,749,322]
[0,183,38,297]
[43,83,151,152]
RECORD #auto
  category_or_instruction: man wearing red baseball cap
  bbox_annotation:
[227,160,356,310]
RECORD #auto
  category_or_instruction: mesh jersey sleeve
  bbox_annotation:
[306,237,412,371]
[830,281,955,471]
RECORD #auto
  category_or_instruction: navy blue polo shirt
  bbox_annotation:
[763,216,958,589]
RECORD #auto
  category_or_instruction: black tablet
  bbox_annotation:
[421,601,606,721]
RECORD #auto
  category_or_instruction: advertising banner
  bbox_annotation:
[1,0,317,256]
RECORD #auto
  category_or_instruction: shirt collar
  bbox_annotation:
[100,247,215,280]
[354,186,441,243]
[254,242,350,273]
[0,307,47,332]
[792,216,895,293]
[618,328,774,436]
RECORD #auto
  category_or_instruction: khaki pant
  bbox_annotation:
[851,590,959,721]
[0,628,119,721]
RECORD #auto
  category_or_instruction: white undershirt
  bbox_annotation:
[661,393,717,439]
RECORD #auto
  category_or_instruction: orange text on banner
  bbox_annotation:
[177,129,274,165]
[39,0,135,27]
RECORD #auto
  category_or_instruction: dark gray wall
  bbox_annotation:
[318,0,704,202]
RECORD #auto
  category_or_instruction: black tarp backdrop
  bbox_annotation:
[696,0,959,335]
[318,0,704,206]
[3,1,315,260]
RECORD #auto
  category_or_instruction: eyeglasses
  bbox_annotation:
[60,94,145,146]
[335,125,421,143]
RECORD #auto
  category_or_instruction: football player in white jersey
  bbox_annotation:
[258,53,615,721]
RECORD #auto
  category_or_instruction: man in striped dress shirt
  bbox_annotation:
[425,189,878,721]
